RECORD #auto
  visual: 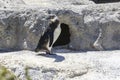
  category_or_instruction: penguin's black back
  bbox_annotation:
[46,20,60,47]
[35,19,60,50]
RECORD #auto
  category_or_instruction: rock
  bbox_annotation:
[0,1,120,80]
[0,50,120,80]
[49,3,120,51]
[82,3,120,50]
[0,2,120,51]
[0,0,25,8]
[0,9,49,50]
[23,0,95,6]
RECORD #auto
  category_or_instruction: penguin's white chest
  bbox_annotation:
[53,24,61,45]
[47,24,61,50]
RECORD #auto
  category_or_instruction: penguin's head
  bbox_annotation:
[47,14,59,22]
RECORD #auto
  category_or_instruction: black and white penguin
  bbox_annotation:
[35,14,61,54]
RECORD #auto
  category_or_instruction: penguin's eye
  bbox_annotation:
[47,15,55,20]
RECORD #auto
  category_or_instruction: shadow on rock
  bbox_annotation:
[53,48,88,54]
[37,53,65,62]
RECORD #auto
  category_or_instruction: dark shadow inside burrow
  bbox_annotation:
[53,23,71,47]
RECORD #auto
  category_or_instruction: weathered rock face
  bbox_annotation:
[54,4,120,51]
[0,1,120,80]
[0,0,25,8]
[23,0,95,6]
[0,9,49,50]
[0,0,120,51]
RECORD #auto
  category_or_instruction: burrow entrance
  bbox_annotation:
[35,23,71,51]
[92,0,120,3]
[53,23,71,47]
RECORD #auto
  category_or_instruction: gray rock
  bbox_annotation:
[0,0,120,80]
[0,0,25,8]
[0,50,120,80]
[0,9,49,50]
[23,0,95,6]
[0,1,120,51]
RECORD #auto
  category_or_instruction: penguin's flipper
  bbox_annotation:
[49,32,54,47]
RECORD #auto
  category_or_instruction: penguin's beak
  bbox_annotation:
[46,15,58,23]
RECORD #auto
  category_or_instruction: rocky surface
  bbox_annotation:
[0,2,120,51]
[0,0,25,8]
[0,0,120,80]
[0,50,120,80]
[23,0,95,6]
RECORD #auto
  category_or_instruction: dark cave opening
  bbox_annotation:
[92,0,120,3]
[53,23,71,47]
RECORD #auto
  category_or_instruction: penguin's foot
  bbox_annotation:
[46,52,50,55]
[46,52,51,55]
[46,50,54,55]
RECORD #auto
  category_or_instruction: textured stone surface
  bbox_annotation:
[0,9,49,50]
[0,0,120,80]
[0,0,25,8]
[23,0,95,6]
[0,0,120,51]
[0,50,120,80]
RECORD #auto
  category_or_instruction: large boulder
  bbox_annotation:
[0,9,49,50]
[0,0,120,80]
[0,2,120,51]
[0,0,120,51]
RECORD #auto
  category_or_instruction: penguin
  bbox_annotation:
[35,14,61,54]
